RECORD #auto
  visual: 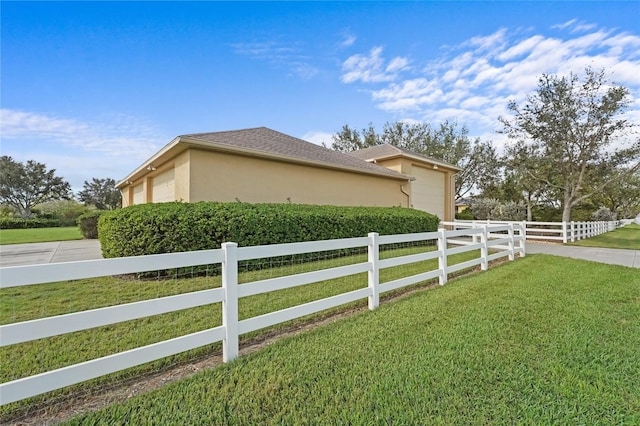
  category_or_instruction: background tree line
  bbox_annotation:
[330,67,640,222]
[0,155,121,227]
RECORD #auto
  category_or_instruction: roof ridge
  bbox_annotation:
[180,126,269,138]
[350,143,460,170]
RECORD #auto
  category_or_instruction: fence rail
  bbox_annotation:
[0,225,525,405]
[444,220,622,243]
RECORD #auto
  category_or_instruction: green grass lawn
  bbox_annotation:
[2,243,484,419]
[569,223,640,250]
[0,227,83,245]
[54,254,640,425]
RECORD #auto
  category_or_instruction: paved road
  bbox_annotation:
[0,240,638,268]
[526,242,640,268]
[0,240,103,267]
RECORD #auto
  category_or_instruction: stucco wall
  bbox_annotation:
[374,157,456,221]
[187,149,408,207]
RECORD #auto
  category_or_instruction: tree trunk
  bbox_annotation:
[562,202,572,223]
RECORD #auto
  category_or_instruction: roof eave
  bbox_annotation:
[115,136,183,188]
[366,152,462,172]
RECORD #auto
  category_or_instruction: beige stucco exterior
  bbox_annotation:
[117,129,460,221]
[121,148,409,209]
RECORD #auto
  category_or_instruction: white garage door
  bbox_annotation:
[152,168,175,203]
[411,166,445,219]
[132,184,144,205]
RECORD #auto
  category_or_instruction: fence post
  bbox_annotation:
[570,221,575,243]
[518,222,526,257]
[508,223,515,261]
[222,242,239,363]
[368,232,380,310]
[480,225,488,270]
[562,222,568,244]
[472,222,479,244]
[438,228,448,285]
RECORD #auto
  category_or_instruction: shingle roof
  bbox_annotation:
[180,127,412,180]
[349,144,460,170]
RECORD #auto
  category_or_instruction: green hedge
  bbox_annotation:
[77,211,104,239]
[0,218,62,229]
[98,202,439,259]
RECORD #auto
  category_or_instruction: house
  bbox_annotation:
[455,197,474,214]
[116,127,460,221]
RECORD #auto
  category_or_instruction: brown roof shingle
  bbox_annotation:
[349,143,460,170]
[180,127,412,180]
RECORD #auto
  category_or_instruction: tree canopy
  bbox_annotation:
[500,67,639,222]
[77,177,122,210]
[0,156,72,218]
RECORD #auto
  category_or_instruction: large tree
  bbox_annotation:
[0,156,72,218]
[77,177,122,210]
[500,67,640,222]
[590,167,640,219]
[331,120,501,199]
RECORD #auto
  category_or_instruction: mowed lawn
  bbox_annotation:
[0,227,83,245]
[62,255,640,425]
[569,223,640,250]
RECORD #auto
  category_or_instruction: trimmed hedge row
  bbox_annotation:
[98,202,439,258]
[0,218,62,229]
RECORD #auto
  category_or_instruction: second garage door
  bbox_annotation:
[411,166,445,219]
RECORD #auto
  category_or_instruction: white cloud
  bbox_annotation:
[341,46,409,84]
[1,109,161,159]
[386,57,410,73]
[552,19,578,30]
[340,22,640,150]
[232,39,317,80]
[552,19,598,34]
[0,109,166,190]
[340,32,356,48]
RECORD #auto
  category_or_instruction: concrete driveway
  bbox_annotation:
[526,242,640,268]
[0,240,103,267]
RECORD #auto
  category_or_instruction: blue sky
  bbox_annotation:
[2,1,639,192]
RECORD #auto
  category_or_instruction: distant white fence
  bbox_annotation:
[0,225,524,405]
[445,220,622,244]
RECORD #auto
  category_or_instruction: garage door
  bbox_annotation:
[151,168,175,203]
[411,166,445,219]
[132,184,144,205]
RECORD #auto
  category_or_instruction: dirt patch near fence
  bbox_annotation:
[3,260,509,425]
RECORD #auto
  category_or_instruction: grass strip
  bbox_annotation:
[59,255,640,425]
[568,223,640,250]
[0,227,83,245]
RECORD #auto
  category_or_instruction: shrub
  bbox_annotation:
[35,200,92,226]
[455,209,474,220]
[0,218,61,229]
[98,202,439,259]
[471,198,526,221]
[77,210,104,239]
[470,198,500,220]
[591,206,616,221]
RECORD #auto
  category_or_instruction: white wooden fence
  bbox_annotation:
[446,220,622,243]
[0,225,524,405]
